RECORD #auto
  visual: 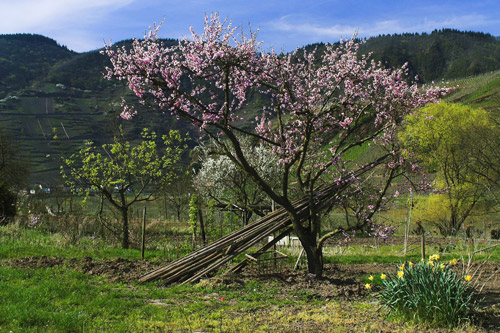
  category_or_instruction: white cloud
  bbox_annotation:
[0,0,135,51]
[270,13,499,41]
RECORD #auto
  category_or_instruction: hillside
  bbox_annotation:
[1,30,500,184]
[303,29,500,83]
[0,34,76,96]
[445,70,500,110]
[363,29,500,82]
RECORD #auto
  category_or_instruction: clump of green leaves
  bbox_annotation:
[61,127,188,249]
[377,256,478,328]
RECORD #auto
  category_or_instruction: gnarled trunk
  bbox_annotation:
[292,215,324,277]
[303,242,323,277]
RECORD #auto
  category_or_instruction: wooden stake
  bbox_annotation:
[138,181,359,284]
[294,248,304,270]
[141,207,146,260]
[421,232,426,261]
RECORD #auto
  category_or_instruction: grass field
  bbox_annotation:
[1,223,498,332]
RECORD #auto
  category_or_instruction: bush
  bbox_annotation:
[0,186,17,224]
[377,256,478,328]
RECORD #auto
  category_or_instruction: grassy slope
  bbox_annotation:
[444,69,500,110]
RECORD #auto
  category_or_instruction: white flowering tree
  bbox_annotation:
[194,140,282,224]
[103,14,449,276]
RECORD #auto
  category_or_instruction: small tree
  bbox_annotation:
[401,103,495,236]
[161,172,192,221]
[188,194,198,249]
[61,127,186,248]
[194,139,282,224]
[103,14,448,275]
[0,128,29,223]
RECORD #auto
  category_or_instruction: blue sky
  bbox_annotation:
[1,0,499,52]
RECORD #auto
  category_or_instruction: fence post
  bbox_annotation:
[404,193,413,255]
[141,206,147,260]
[421,232,426,261]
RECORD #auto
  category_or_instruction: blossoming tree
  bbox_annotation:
[194,139,283,225]
[103,14,448,276]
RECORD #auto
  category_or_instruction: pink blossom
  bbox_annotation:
[102,13,449,250]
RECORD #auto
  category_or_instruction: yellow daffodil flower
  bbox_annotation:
[429,254,440,261]
[465,275,472,282]
[368,275,374,281]
[365,283,372,290]
[397,271,404,278]
[380,274,387,280]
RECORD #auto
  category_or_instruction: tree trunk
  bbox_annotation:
[301,238,323,277]
[121,206,129,249]
[292,218,324,277]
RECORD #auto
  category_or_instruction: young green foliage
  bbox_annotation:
[61,127,187,248]
[401,103,496,235]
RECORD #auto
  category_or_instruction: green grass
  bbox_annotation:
[0,263,324,332]
[445,70,500,110]
[1,224,497,331]
[0,262,438,332]
[0,224,165,260]
[0,266,144,332]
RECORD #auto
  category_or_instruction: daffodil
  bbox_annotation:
[380,273,387,280]
[429,254,440,261]
[397,271,404,278]
[365,283,372,290]
[400,263,405,271]
[428,260,434,267]
[449,258,458,265]
[368,275,374,281]
[465,275,472,282]
[408,261,413,268]
[440,263,445,270]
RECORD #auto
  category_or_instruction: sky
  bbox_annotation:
[1,0,499,53]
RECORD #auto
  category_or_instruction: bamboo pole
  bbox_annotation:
[230,227,293,273]
[138,182,347,284]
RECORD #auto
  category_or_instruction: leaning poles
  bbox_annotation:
[139,182,343,284]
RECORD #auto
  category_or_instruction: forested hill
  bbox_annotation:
[368,29,500,82]
[0,34,76,95]
[1,30,500,183]
[1,29,500,96]
[307,29,500,83]
[2,29,500,95]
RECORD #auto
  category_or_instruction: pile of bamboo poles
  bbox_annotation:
[139,182,342,284]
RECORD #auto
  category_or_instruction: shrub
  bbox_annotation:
[377,255,478,328]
